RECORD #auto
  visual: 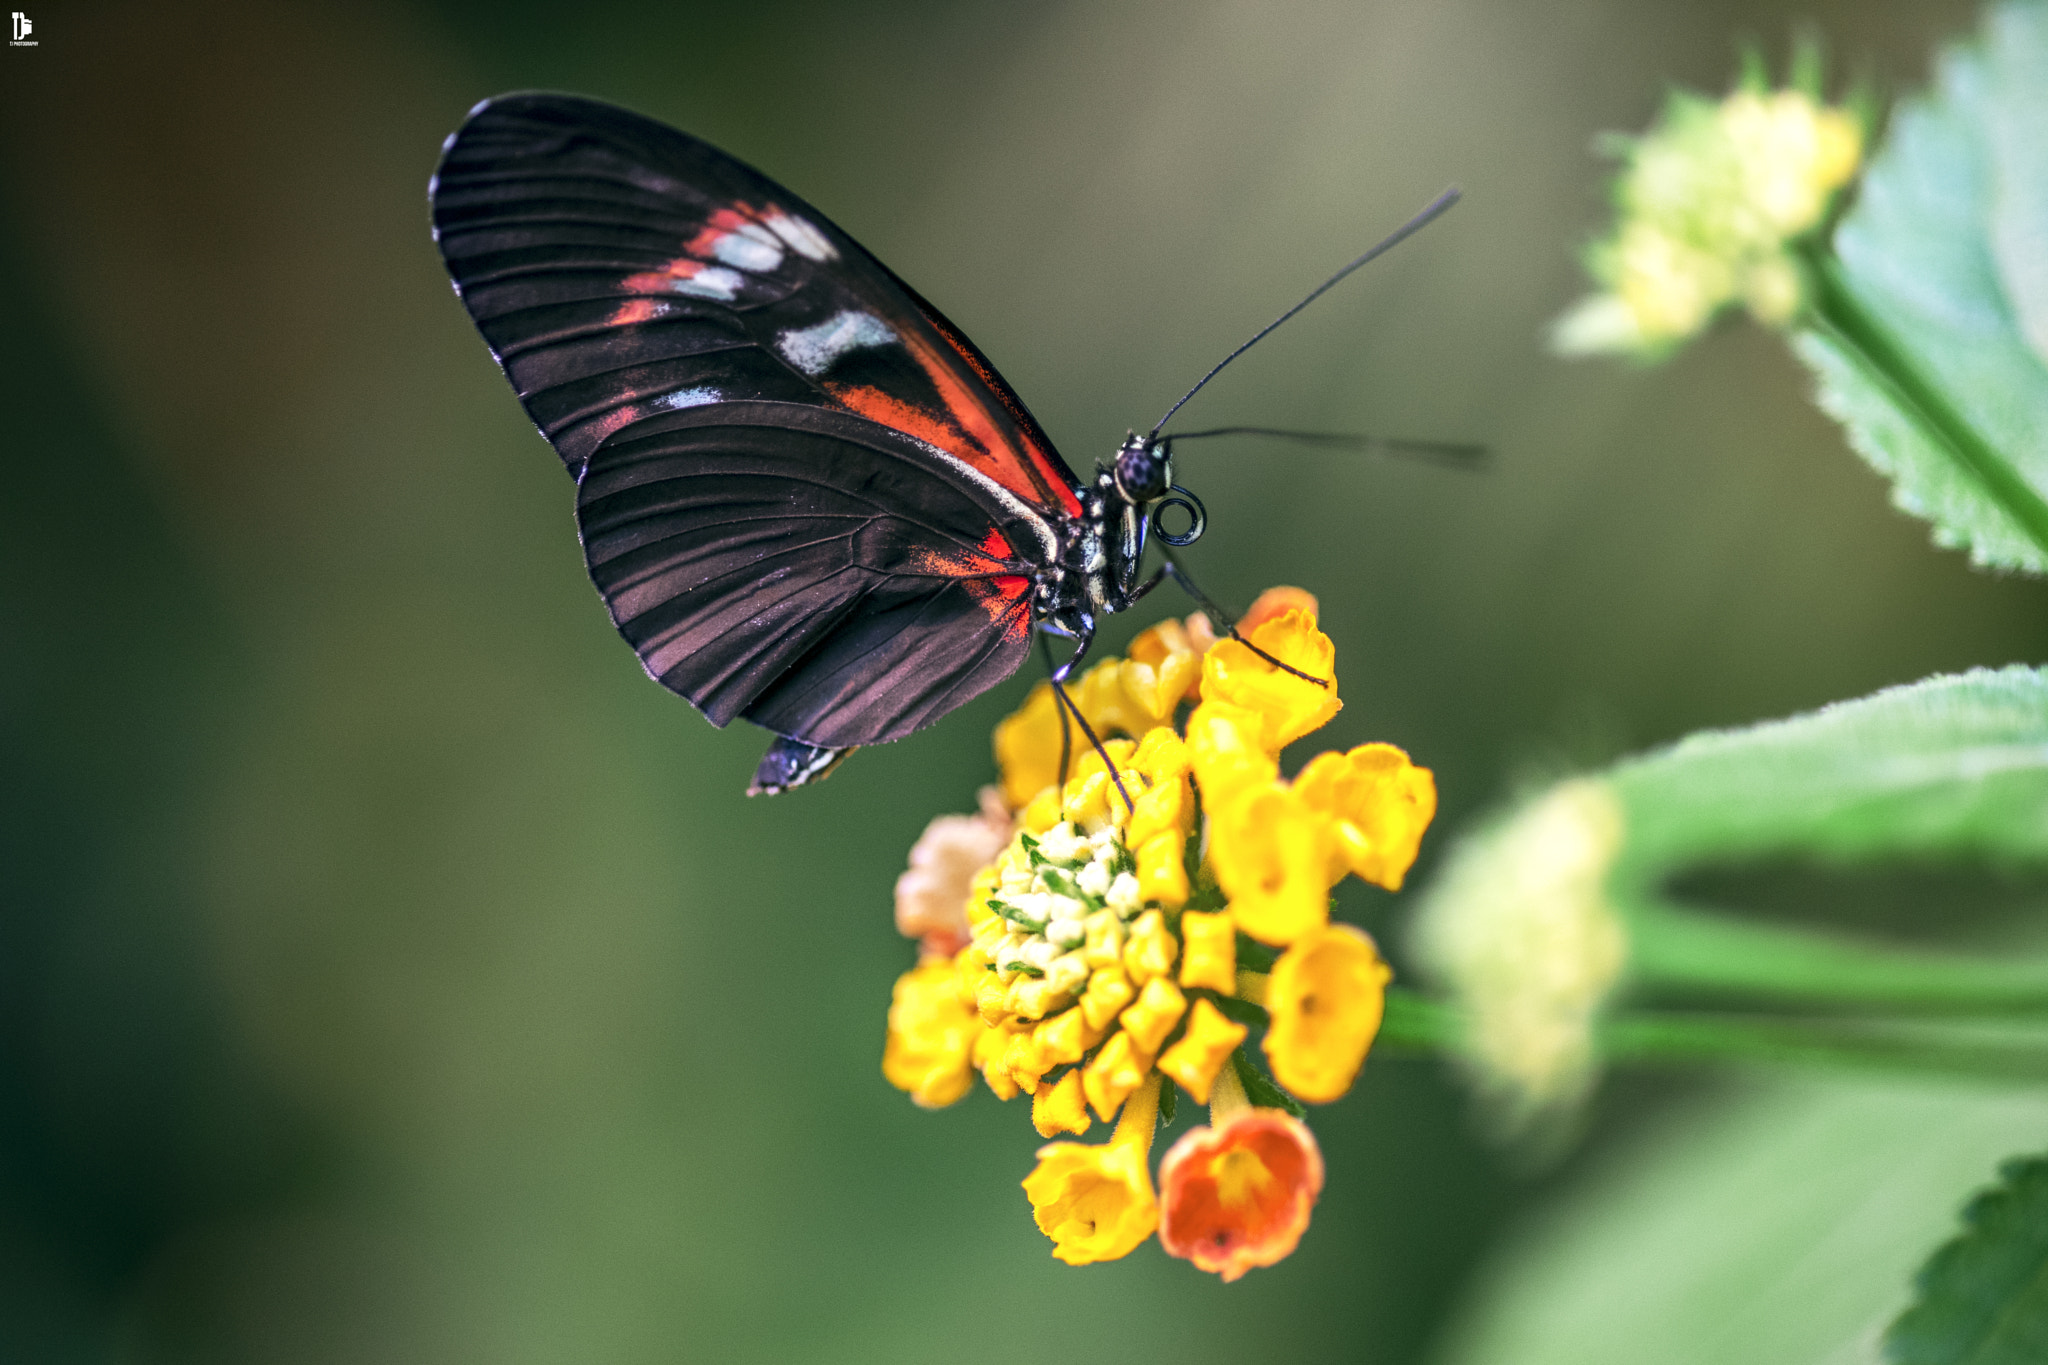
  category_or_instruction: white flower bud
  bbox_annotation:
[1045,893,1087,923]
[1037,822,1086,864]
[1045,952,1090,996]
[1046,917,1087,950]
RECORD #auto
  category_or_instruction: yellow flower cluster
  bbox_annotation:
[883,592,1437,1274]
[1552,77,1864,357]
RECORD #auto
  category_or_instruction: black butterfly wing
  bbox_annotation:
[577,400,1045,748]
[429,93,1085,764]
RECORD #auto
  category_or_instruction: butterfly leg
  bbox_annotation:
[1042,623,1136,816]
[1159,552,1330,688]
[1039,632,1074,790]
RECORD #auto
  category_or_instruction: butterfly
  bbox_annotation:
[429,93,1458,795]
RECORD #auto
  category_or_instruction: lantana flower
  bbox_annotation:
[1552,65,1865,358]
[1024,1074,1163,1265]
[1410,778,1628,1129]
[1157,1063,1324,1281]
[882,589,1436,1277]
[893,786,1013,957]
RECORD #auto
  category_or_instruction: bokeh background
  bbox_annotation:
[4,0,2044,1361]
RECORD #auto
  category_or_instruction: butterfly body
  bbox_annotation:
[430,92,1193,792]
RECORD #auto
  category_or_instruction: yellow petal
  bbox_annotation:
[1118,975,1187,1055]
[1263,924,1392,1103]
[1023,1079,1161,1264]
[1032,1068,1093,1138]
[1123,909,1180,985]
[1177,909,1238,995]
[1208,782,1336,947]
[1199,609,1340,751]
[974,1020,1021,1100]
[1294,742,1438,890]
[993,682,1064,811]
[1157,998,1249,1104]
[1186,701,1280,806]
[882,961,979,1108]
[1080,963,1136,1032]
[1082,1029,1155,1123]
[1036,1005,1099,1067]
[1135,830,1190,909]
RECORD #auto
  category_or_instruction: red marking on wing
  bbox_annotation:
[579,403,642,448]
[609,298,663,325]
[973,575,1033,637]
[686,206,757,258]
[828,336,1081,521]
[902,332,1083,519]
[924,320,1084,520]
[621,257,708,292]
[829,384,963,456]
[908,529,1033,635]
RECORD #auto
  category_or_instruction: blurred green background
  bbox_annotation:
[4,0,2045,1361]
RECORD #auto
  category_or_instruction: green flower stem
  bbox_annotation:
[1377,987,1462,1052]
[1628,902,2048,1015]
[1380,988,2048,1081]
[1800,243,2048,561]
[1599,1010,2048,1083]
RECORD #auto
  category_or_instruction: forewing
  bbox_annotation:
[429,91,1084,519]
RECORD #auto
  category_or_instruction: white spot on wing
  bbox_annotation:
[764,212,836,262]
[707,231,783,272]
[668,266,744,300]
[777,309,896,376]
[654,386,722,410]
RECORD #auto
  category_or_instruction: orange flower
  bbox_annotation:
[1158,1102,1325,1281]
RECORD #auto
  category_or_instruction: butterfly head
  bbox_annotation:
[1111,432,1173,505]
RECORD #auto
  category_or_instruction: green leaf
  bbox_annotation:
[1795,2,2048,572]
[1611,665,2048,871]
[1888,1153,2048,1365]
[1983,5,2048,367]
[1158,1077,1178,1127]
[1230,1049,1306,1118]
[1436,1079,2048,1365]
[1609,666,2048,1011]
[1233,932,1280,972]
[1199,990,1271,1030]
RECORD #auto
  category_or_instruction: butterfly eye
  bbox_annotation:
[1113,436,1172,503]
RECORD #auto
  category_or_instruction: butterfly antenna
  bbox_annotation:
[1149,187,1462,439]
[1163,426,1488,469]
